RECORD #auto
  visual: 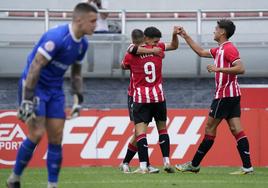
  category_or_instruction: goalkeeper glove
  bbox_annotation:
[70,93,83,119]
[17,97,39,122]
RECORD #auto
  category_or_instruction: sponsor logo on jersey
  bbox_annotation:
[51,60,68,70]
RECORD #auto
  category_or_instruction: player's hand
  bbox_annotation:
[69,93,83,119]
[17,100,36,122]
[121,63,130,70]
[207,64,220,73]
[177,27,187,38]
[173,26,180,35]
[152,47,162,56]
[70,103,82,119]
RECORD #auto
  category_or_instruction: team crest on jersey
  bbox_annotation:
[44,41,55,52]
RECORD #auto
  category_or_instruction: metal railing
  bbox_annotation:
[1,8,268,32]
[0,9,268,77]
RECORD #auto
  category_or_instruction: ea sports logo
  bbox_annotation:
[0,111,26,165]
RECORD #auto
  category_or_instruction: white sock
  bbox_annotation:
[163,157,170,165]
[48,182,58,188]
[140,162,147,170]
[242,166,254,172]
[8,172,20,182]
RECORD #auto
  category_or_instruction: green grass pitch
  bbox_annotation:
[1,167,267,188]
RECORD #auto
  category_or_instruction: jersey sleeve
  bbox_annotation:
[157,42,165,58]
[37,31,62,61]
[158,42,166,51]
[127,43,138,55]
[76,39,89,64]
[225,45,240,64]
[209,47,218,59]
[121,53,131,69]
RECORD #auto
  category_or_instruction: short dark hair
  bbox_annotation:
[131,29,144,45]
[144,26,162,38]
[217,19,236,39]
[73,3,98,20]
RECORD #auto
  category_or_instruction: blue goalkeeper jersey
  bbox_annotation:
[21,24,88,88]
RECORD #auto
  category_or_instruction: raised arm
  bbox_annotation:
[178,27,212,58]
[127,44,162,56]
[165,26,180,51]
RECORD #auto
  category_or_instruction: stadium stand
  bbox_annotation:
[0,9,268,77]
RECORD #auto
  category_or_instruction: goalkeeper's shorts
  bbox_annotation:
[18,78,66,119]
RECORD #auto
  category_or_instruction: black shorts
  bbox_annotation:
[209,96,241,119]
[133,101,167,125]
[128,95,134,121]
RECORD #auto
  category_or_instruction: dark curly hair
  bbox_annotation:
[217,19,236,39]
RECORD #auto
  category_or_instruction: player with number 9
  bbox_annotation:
[121,26,181,173]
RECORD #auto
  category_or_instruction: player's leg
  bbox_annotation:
[176,116,222,172]
[153,101,173,173]
[156,121,174,172]
[121,132,160,173]
[155,102,170,164]
[226,97,253,174]
[134,122,149,173]
[121,97,159,173]
[176,98,223,173]
[120,95,138,173]
[123,135,137,165]
[46,118,65,188]
[191,116,221,166]
[7,117,46,187]
[156,121,169,158]
[7,81,47,187]
[120,134,137,173]
[132,102,151,173]
[45,90,65,188]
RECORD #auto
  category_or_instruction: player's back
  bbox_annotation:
[125,43,165,103]
[22,24,88,88]
[131,53,162,86]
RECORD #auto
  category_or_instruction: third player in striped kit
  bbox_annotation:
[175,19,253,175]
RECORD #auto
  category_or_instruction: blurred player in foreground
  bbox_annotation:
[6,3,97,188]
[175,19,253,175]
[122,26,180,173]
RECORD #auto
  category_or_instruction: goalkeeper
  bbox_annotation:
[6,3,97,188]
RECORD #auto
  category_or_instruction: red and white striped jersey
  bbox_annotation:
[122,42,166,103]
[128,70,134,96]
[126,43,135,97]
[209,41,241,99]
